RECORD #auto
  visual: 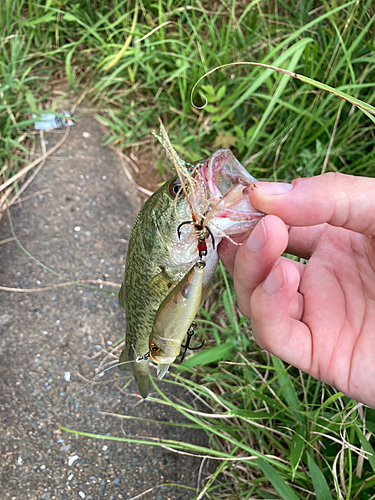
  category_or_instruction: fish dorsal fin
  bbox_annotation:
[148,270,175,299]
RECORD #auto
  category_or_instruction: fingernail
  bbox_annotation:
[255,182,293,195]
[263,262,286,294]
[247,219,266,251]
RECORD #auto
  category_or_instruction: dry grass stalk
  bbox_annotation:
[0,126,70,221]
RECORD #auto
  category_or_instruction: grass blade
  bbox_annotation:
[257,459,299,500]
[307,454,333,500]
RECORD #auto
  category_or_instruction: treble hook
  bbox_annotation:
[179,322,205,363]
[177,220,194,239]
[177,219,215,260]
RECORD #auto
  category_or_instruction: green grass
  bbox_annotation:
[2,0,375,182]
[2,0,375,498]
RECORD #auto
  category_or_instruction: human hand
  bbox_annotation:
[218,173,375,408]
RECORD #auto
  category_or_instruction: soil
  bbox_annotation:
[0,114,208,500]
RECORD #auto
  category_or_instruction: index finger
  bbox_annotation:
[249,173,375,236]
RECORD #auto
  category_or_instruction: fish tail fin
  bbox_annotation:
[119,348,150,398]
[134,367,150,399]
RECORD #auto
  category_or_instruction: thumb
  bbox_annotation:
[249,172,375,235]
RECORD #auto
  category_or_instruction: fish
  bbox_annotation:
[118,149,264,398]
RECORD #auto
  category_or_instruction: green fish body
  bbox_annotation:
[119,150,264,398]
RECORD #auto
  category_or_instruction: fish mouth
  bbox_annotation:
[198,149,264,234]
[203,149,257,195]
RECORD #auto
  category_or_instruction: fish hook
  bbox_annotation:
[179,321,205,363]
[177,218,215,259]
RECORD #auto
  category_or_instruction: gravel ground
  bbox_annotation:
[0,115,207,500]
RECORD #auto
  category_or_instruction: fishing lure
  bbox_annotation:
[148,259,205,379]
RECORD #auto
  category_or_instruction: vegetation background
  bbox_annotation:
[1,0,375,498]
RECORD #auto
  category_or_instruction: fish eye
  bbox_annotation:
[169,178,182,198]
[150,344,160,353]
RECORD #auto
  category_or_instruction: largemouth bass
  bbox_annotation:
[119,149,263,398]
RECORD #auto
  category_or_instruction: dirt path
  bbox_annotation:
[0,115,206,500]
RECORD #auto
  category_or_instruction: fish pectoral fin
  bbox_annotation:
[118,283,125,309]
[118,348,132,372]
[148,270,176,299]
